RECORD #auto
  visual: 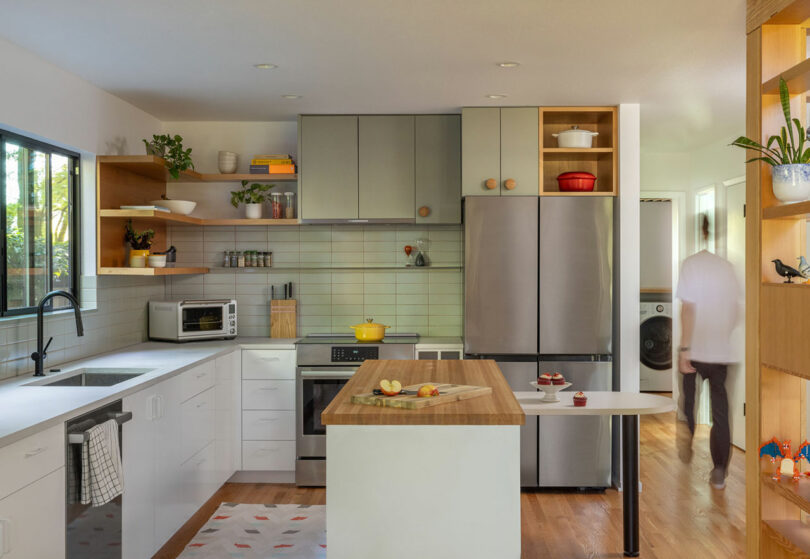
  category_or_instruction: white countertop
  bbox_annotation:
[0,337,297,447]
[515,391,676,416]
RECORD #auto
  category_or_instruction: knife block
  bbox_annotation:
[270,299,297,338]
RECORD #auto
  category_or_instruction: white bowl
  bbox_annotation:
[148,254,166,268]
[150,199,196,215]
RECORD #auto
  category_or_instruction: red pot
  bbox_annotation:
[557,171,596,192]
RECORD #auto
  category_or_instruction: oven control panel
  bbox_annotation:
[332,346,378,362]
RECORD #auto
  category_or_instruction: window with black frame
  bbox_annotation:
[0,130,78,315]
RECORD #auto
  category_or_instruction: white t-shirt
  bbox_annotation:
[676,250,740,364]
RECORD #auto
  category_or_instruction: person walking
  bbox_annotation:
[676,214,740,489]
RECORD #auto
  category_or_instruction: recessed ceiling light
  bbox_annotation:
[486,94,507,99]
[282,94,302,99]
[497,62,520,68]
[253,63,277,69]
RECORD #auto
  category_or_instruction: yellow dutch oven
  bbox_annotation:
[350,318,390,342]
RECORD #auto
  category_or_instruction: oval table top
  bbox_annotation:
[514,391,676,416]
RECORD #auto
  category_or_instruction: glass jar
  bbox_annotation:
[257,251,264,267]
[271,193,283,219]
[264,251,273,267]
[284,192,295,219]
[230,251,238,268]
[223,250,230,268]
[251,251,259,267]
[237,251,245,268]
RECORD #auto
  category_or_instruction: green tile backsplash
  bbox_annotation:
[166,224,463,337]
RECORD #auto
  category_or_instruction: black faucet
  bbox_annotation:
[31,290,84,376]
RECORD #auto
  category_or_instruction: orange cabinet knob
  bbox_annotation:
[418,206,431,217]
[485,178,497,190]
[504,178,516,190]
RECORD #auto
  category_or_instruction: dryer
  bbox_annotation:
[640,302,673,392]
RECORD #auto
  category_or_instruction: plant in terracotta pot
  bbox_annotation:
[230,180,276,219]
[125,220,155,268]
[732,77,810,203]
[142,134,195,179]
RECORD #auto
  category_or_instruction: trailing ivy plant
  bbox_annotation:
[230,180,276,207]
[124,220,155,250]
[731,77,810,166]
[142,134,195,179]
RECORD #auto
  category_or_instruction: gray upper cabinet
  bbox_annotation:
[300,115,359,221]
[462,108,501,197]
[415,115,461,224]
[462,107,539,197]
[500,107,539,196]
[359,116,415,220]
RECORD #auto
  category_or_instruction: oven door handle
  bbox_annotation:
[300,370,356,379]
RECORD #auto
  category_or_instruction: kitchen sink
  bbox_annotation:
[25,367,154,387]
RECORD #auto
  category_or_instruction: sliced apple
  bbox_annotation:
[417,384,439,397]
[379,379,402,396]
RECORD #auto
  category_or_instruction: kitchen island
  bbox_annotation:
[322,359,524,559]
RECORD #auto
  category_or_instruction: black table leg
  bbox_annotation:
[622,414,639,557]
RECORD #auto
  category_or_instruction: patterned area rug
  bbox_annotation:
[178,503,326,558]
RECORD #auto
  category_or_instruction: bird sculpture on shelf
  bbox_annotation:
[799,256,810,279]
[773,259,805,283]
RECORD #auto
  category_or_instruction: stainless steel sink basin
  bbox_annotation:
[26,367,154,387]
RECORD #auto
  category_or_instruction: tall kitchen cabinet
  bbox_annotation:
[462,107,539,196]
[299,114,461,223]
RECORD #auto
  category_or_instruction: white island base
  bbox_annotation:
[326,424,521,559]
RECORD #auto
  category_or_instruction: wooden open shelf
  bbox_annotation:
[96,156,296,183]
[763,57,810,95]
[97,267,209,276]
[198,173,297,182]
[201,218,298,226]
[763,474,810,515]
[538,107,617,196]
[98,210,298,227]
[762,520,810,558]
[764,201,810,220]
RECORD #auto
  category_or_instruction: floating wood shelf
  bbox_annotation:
[197,173,297,182]
[762,57,810,95]
[95,156,297,183]
[541,147,614,154]
[760,363,810,382]
[98,210,299,227]
[763,201,810,220]
[97,267,209,276]
[763,473,810,515]
[201,218,298,226]
[762,520,810,558]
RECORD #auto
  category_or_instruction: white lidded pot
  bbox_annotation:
[772,163,810,203]
[552,126,599,148]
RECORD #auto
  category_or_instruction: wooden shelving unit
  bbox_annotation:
[538,107,617,196]
[747,3,810,557]
[197,172,297,182]
[97,267,209,276]
[95,156,296,183]
[98,209,298,227]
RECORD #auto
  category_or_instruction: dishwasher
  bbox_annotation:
[65,400,131,559]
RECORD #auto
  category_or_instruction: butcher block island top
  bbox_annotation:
[321,359,525,426]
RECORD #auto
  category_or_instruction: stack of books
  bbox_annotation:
[249,154,296,174]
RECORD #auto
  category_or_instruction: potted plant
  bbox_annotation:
[124,220,155,268]
[230,180,276,219]
[142,134,195,179]
[732,77,810,203]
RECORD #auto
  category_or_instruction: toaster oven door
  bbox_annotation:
[180,302,228,337]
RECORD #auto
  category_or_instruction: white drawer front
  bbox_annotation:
[242,350,295,380]
[242,411,295,441]
[181,387,215,463]
[242,441,295,471]
[0,424,64,501]
[242,380,295,410]
[180,360,216,403]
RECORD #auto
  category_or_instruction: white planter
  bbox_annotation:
[772,164,810,203]
[245,203,263,219]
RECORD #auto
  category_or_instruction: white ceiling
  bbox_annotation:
[0,0,746,152]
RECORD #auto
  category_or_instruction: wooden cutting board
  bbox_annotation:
[351,382,492,410]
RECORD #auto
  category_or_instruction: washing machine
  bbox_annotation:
[640,302,673,392]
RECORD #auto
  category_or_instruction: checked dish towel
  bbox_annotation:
[80,419,123,506]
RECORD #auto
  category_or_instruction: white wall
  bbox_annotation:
[639,201,672,290]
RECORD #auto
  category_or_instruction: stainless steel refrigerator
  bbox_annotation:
[464,196,613,488]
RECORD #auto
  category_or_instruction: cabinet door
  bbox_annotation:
[153,375,186,550]
[500,107,539,196]
[461,107,500,196]
[215,350,241,481]
[0,468,65,559]
[123,387,159,558]
[358,115,415,219]
[415,115,461,224]
[300,115,359,220]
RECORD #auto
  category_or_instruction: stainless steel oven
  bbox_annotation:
[295,335,416,486]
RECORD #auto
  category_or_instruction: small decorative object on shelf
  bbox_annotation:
[557,171,596,192]
[142,134,195,179]
[404,245,413,266]
[772,258,805,283]
[799,256,810,278]
[218,151,238,174]
[552,125,599,148]
[414,239,427,267]
[284,192,296,219]
[230,180,276,219]
[732,77,810,203]
[250,154,296,174]
[124,220,154,268]
[759,437,810,481]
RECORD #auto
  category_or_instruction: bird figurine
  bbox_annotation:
[773,259,804,283]
[799,256,810,279]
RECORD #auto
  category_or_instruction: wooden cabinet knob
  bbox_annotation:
[485,178,497,190]
[418,206,431,217]
[504,178,516,190]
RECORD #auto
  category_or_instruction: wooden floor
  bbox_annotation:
[155,411,745,559]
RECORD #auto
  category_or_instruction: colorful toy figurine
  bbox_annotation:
[760,438,810,481]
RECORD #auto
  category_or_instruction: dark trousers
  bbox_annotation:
[681,361,731,471]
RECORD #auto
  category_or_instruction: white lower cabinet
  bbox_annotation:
[0,467,65,559]
[242,441,296,470]
[215,350,241,483]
